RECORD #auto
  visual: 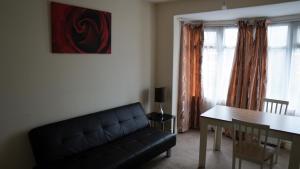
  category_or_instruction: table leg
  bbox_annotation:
[213,125,222,151]
[199,117,208,169]
[288,135,300,169]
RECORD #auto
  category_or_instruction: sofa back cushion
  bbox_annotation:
[29,102,149,165]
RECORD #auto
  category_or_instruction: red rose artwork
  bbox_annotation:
[51,2,111,53]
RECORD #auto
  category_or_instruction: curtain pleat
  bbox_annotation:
[178,23,204,133]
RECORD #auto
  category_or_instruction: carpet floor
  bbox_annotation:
[142,130,290,169]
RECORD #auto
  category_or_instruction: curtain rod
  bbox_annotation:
[179,14,300,27]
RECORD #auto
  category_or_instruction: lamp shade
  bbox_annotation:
[155,87,165,102]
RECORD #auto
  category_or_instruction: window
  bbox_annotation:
[266,23,300,115]
[202,22,300,115]
[202,27,238,105]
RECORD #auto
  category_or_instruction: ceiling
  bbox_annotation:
[178,1,300,21]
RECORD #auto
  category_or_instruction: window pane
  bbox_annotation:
[292,49,300,74]
[223,28,238,48]
[217,48,235,101]
[288,48,300,115]
[268,25,288,48]
[266,48,289,100]
[204,31,217,47]
[202,48,218,100]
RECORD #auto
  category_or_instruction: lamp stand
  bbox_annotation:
[159,103,164,119]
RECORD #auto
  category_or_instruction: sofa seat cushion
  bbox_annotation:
[39,128,176,169]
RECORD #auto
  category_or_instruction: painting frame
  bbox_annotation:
[51,2,111,54]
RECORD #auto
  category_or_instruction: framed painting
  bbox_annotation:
[51,2,111,54]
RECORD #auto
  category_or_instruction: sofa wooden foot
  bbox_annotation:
[166,149,172,157]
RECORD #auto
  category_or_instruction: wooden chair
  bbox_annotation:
[263,98,289,115]
[263,98,289,163]
[232,119,275,169]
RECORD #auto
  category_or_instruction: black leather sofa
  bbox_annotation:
[29,102,176,169]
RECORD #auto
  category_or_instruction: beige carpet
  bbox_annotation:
[142,130,290,169]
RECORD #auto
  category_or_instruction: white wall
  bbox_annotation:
[0,0,155,169]
[155,0,295,114]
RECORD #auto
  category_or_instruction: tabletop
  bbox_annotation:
[201,105,300,136]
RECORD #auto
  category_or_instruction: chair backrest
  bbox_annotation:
[263,98,289,115]
[232,119,270,162]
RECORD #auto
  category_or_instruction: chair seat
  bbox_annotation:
[235,143,276,162]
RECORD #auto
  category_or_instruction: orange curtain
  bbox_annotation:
[247,20,268,111]
[225,20,268,137]
[226,20,268,110]
[226,21,254,109]
[177,23,204,132]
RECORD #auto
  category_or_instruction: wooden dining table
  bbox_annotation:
[198,105,300,169]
